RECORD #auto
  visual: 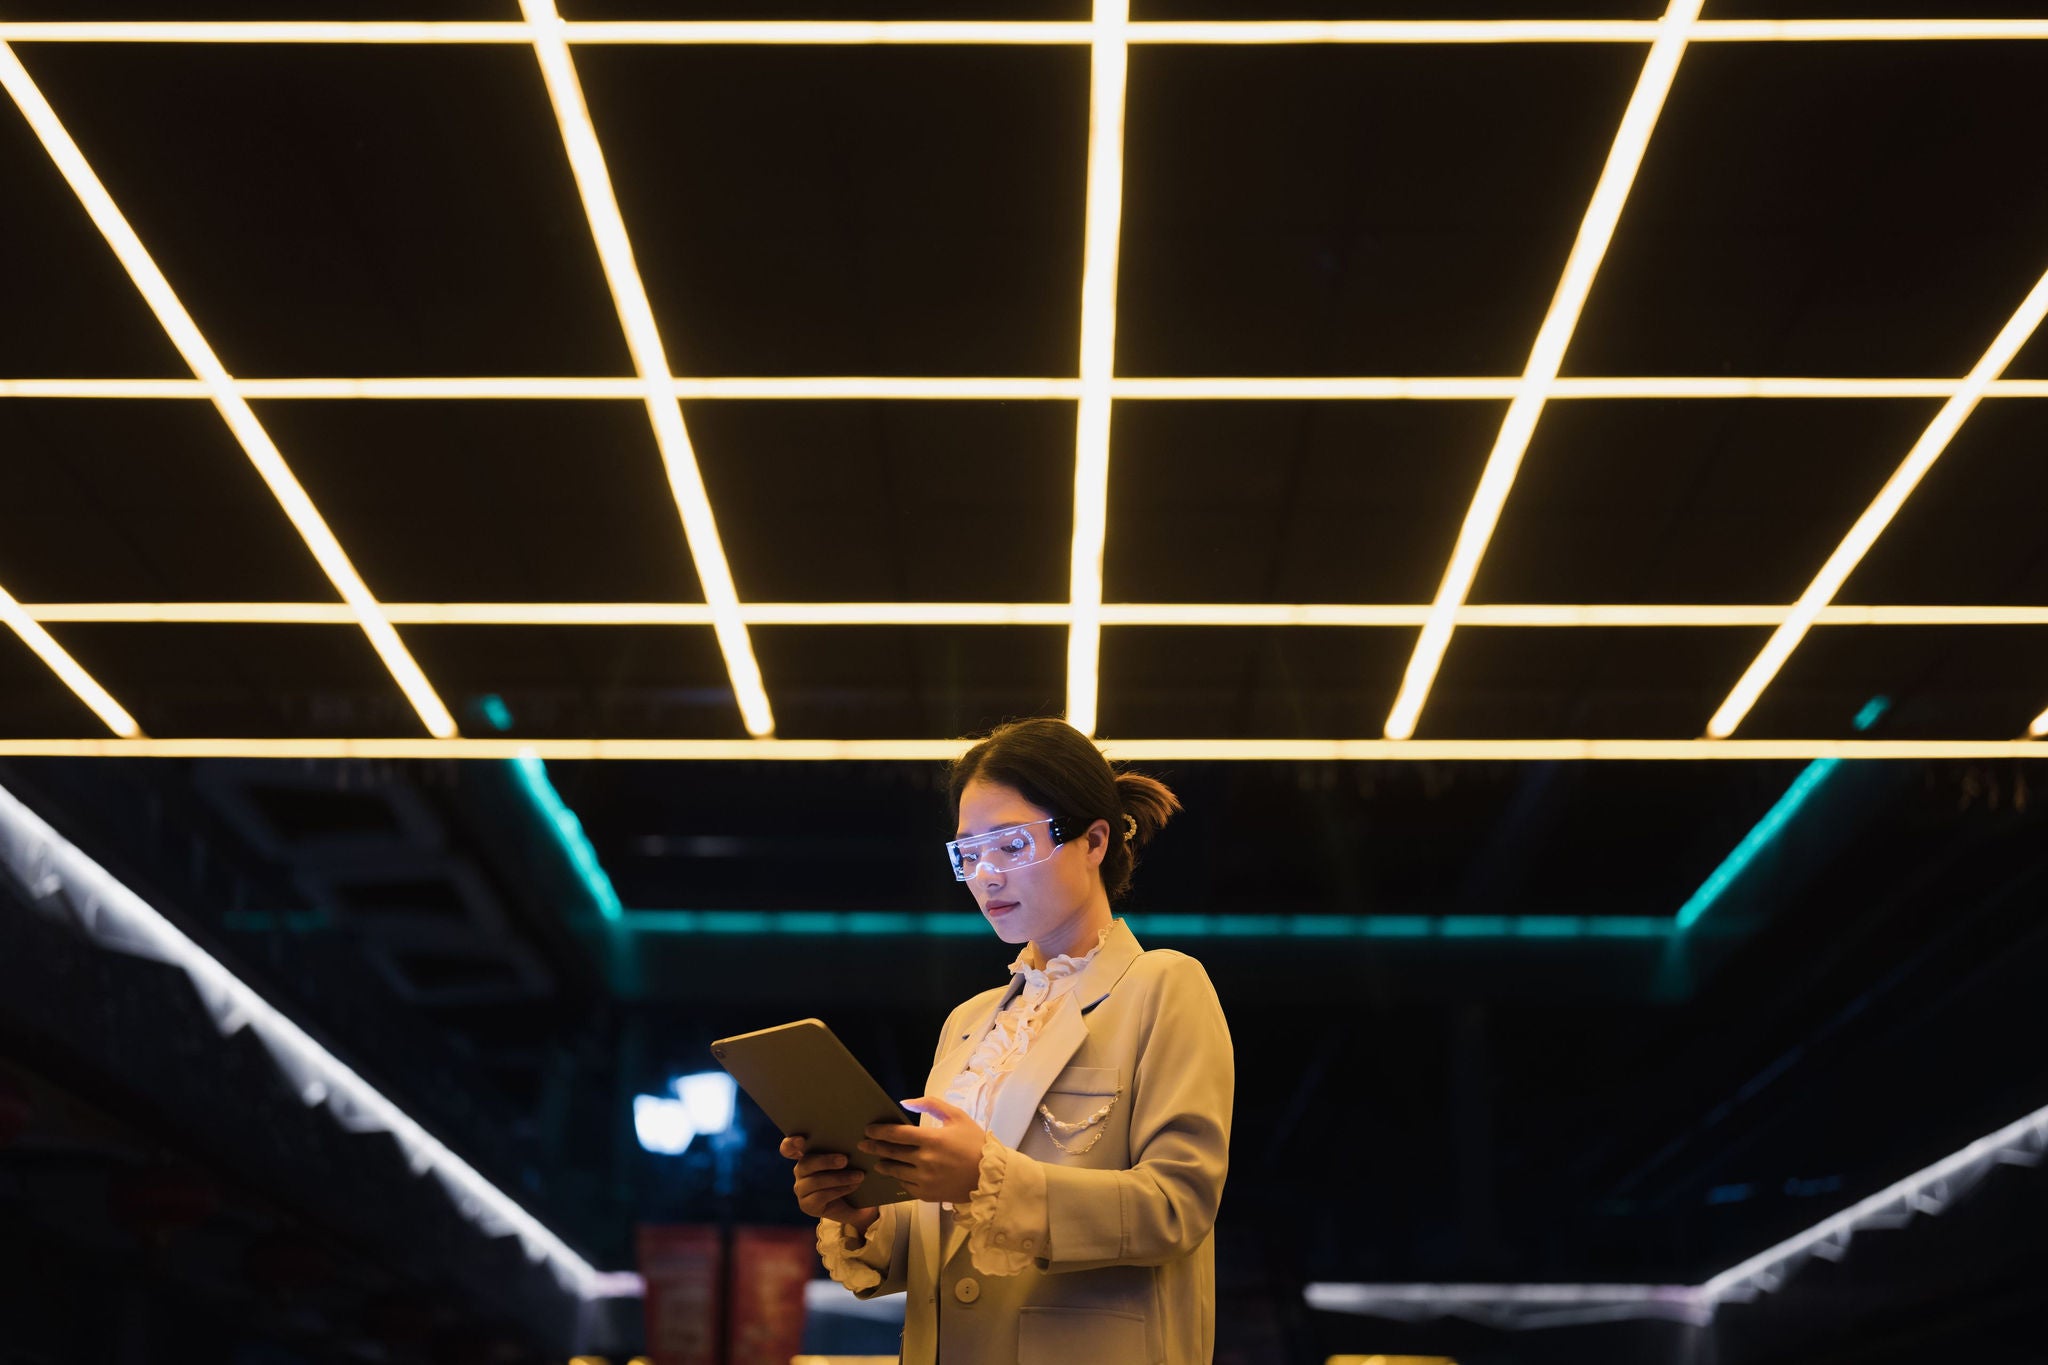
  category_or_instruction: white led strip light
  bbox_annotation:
[2,21,2047,44]
[14,601,2048,628]
[520,0,775,739]
[0,738,2035,761]
[1384,0,1702,742]
[0,42,456,740]
[1064,0,1131,737]
[0,777,637,1299]
[1707,265,2048,738]
[0,582,140,736]
[8,376,2048,400]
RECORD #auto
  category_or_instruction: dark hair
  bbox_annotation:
[948,717,1181,902]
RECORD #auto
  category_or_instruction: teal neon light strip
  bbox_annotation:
[1673,696,1889,932]
[615,910,1675,940]
[510,750,624,924]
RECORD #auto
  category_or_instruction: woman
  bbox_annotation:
[778,717,1234,1364]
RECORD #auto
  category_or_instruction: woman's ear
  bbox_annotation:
[1084,817,1112,868]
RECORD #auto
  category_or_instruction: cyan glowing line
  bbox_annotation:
[1674,758,1840,931]
[1675,697,1889,931]
[509,749,622,924]
[614,910,1674,940]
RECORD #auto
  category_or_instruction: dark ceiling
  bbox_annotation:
[2,9,2048,1364]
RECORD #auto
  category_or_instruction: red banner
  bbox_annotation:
[637,1224,723,1365]
[727,1226,815,1365]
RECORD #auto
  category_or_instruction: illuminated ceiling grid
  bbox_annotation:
[1,17,2046,755]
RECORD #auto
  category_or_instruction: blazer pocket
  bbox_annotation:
[1046,1065,1119,1097]
[1017,1306,1152,1365]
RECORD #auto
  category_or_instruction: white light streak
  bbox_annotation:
[0,738,2035,761]
[0,41,456,739]
[9,375,2048,401]
[1707,265,2048,738]
[19,601,2048,628]
[0,778,612,1296]
[1064,0,1130,737]
[1306,1281,1712,1328]
[1384,0,1702,742]
[3,20,2047,45]
[0,582,141,736]
[520,0,774,738]
[1701,1090,2048,1305]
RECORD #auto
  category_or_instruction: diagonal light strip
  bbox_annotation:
[1311,1085,2048,1322]
[0,778,622,1297]
[1065,0,1131,736]
[1707,265,2048,738]
[0,42,456,739]
[520,0,774,738]
[0,738,2037,761]
[0,581,142,736]
[1383,0,1703,741]
[5,20,2048,45]
[11,375,2048,401]
[21,601,2048,628]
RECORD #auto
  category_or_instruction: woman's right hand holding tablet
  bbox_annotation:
[781,1134,880,1234]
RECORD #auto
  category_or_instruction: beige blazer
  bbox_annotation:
[851,920,1234,1364]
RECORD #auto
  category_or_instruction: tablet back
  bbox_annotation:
[711,1018,917,1207]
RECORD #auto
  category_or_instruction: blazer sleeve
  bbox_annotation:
[1027,952,1234,1273]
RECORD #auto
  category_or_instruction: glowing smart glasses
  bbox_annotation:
[946,817,1076,882]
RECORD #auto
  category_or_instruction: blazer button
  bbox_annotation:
[953,1277,981,1304]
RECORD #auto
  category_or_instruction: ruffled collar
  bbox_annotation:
[1007,917,1122,984]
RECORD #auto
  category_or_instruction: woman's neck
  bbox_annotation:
[1025,896,1115,970]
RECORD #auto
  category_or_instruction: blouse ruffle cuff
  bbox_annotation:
[958,1130,1050,1276]
[816,1207,893,1293]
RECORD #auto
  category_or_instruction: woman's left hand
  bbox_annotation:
[859,1096,986,1205]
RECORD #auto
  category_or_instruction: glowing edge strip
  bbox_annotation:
[20,601,2048,627]
[0,582,141,736]
[1305,1282,1712,1328]
[509,750,623,923]
[617,910,1676,939]
[9,377,2048,400]
[4,20,2048,44]
[1309,1086,2048,1321]
[521,0,774,738]
[0,738,2037,760]
[0,777,630,1298]
[0,42,455,740]
[1673,757,1839,930]
[1384,0,1700,742]
[1707,266,2048,737]
[1064,0,1129,737]
[1699,1089,2048,1304]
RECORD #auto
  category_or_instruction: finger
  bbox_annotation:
[780,1135,805,1158]
[858,1139,921,1160]
[904,1095,966,1123]
[870,1156,917,1179]
[795,1152,851,1177]
[796,1172,866,1203]
[863,1123,925,1143]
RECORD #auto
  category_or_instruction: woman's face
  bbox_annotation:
[954,777,1108,947]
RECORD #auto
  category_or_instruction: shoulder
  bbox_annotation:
[1122,948,1224,1012]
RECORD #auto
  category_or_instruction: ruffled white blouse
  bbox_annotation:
[818,920,1121,1288]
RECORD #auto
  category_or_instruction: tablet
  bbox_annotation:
[711,1018,919,1207]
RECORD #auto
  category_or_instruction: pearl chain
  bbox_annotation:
[1037,1089,1121,1155]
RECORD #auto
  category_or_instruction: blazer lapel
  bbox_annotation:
[984,921,1143,1146]
[926,920,1148,1269]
